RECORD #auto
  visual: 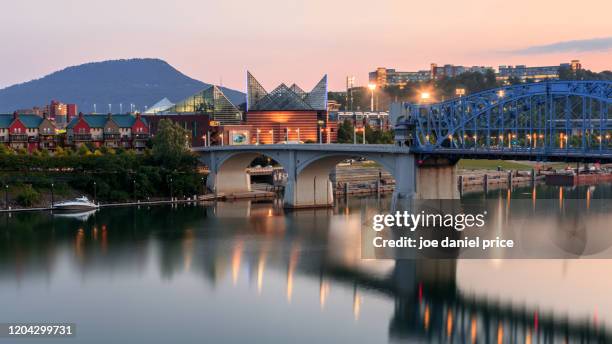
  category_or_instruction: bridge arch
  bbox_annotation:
[290,152,399,207]
[203,150,289,194]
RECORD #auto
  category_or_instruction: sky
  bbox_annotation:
[0,0,611,91]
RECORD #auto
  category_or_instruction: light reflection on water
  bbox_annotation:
[0,183,611,343]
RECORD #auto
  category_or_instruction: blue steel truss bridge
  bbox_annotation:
[394,81,612,163]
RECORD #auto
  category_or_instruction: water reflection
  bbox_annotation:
[0,184,611,343]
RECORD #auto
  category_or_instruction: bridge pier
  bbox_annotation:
[415,157,459,199]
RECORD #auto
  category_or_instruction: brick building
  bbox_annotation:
[0,113,59,152]
[66,113,149,150]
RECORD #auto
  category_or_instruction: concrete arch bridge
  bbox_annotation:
[194,144,458,208]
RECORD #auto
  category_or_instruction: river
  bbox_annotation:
[1,183,611,343]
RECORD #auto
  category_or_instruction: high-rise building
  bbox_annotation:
[67,104,78,122]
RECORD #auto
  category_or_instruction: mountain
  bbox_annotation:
[0,58,245,113]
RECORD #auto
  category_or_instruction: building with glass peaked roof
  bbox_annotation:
[162,85,242,125]
[245,72,335,144]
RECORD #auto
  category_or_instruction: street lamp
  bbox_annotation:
[420,92,431,103]
[455,88,466,97]
[367,84,376,111]
[4,184,8,210]
[133,179,136,201]
[93,181,97,204]
[51,182,54,208]
[169,177,173,201]
[355,127,365,144]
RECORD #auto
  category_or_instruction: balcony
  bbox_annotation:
[103,133,121,140]
[133,133,150,140]
[133,140,147,148]
[9,134,28,142]
[73,134,92,141]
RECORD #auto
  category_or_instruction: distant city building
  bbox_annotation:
[497,60,582,82]
[369,68,431,88]
[67,104,78,122]
[245,72,336,144]
[160,85,242,125]
[370,61,581,87]
[430,63,493,80]
[66,113,149,150]
[0,113,59,152]
[369,64,493,88]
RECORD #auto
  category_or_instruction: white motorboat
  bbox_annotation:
[52,196,99,211]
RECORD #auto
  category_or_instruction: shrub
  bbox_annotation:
[16,185,40,207]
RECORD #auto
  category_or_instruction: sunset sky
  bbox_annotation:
[1,0,611,91]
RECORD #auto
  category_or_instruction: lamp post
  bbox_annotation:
[368,84,376,111]
[93,181,97,204]
[201,177,205,196]
[169,177,173,201]
[133,179,136,201]
[4,184,8,210]
[51,182,54,208]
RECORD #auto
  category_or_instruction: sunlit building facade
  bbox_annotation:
[497,60,582,82]
[245,72,336,144]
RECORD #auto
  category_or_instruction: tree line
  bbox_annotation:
[0,119,204,206]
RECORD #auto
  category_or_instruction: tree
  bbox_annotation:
[151,119,192,169]
[337,120,354,143]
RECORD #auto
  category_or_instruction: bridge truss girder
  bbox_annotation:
[401,81,612,156]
